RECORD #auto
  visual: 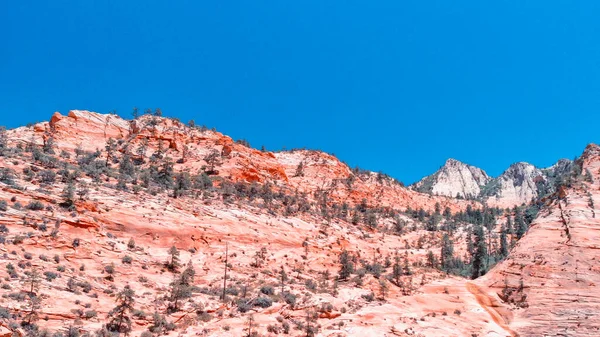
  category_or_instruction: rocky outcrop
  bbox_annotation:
[412,158,491,198]
[414,157,574,207]
[477,144,600,336]
[483,162,545,206]
[3,110,598,337]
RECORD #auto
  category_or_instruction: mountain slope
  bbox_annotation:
[0,110,597,337]
[477,144,600,336]
[1,110,490,337]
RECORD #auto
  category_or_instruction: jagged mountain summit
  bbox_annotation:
[413,158,573,207]
[412,158,491,199]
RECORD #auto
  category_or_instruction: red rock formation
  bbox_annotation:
[2,110,595,336]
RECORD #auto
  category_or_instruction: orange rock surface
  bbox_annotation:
[0,110,597,336]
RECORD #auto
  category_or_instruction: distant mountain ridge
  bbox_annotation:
[412,158,573,206]
[412,158,491,199]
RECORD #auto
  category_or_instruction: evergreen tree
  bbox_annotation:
[365,210,378,229]
[471,225,488,279]
[391,251,402,285]
[402,251,412,275]
[426,250,437,268]
[107,285,136,335]
[173,172,191,198]
[279,266,288,294]
[294,161,304,177]
[393,215,405,234]
[0,126,7,156]
[105,138,117,165]
[499,224,509,258]
[166,246,180,272]
[440,233,454,271]
[61,182,76,207]
[23,268,42,325]
[157,158,175,189]
[515,210,527,239]
[119,153,135,178]
[135,139,148,164]
[506,216,514,235]
[338,249,354,280]
[351,211,360,225]
[167,263,195,312]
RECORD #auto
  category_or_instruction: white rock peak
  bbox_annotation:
[413,158,491,198]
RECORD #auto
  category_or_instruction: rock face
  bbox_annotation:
[413,158,491,198]
[414,158,573,207]
[483,162,546,207]
[0,110,489,337]
[477,144,600,336]
[1,110,598,337]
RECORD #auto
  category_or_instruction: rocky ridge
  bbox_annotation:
[412,159,491,199]
[0,110,596,337]
[413,157,573,207]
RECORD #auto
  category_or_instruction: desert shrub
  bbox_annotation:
[0,168,16,185]
[237,299,252,313]
[44,271,59,281]
[283,292,297,307]
[260,286,274,295]
[84,310,98,319]
[26,200,45,211]
[38,170,56,184]
[361,292,375,302]
[254,296,273,308]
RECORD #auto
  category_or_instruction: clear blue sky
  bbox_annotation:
[2,1,599,184]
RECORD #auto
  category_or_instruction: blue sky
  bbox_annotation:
[1,1,599,184]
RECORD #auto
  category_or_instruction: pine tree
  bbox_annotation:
[135,138,148,163]
[499,224,509,258]
[107,285,135,335]
[338,249,354,280]
[167,263,195,312]
[515,210,527,239]
[157,158,175,189]
[402,251,412,275]
[0,126,7,156]
[391,251,402,285]
[506,216,514,235]
[23,268,42,325]
[166,246,180,272]
[426,250,437,268]
[393,215,405,234]
[471,225,488,279]
[440,233,454,272]
[61,182,76,207]
[351,211,360,225]
[105,138,117,165]
[119,153,135,178]
[280,266,288,294]
[379,279,389,300]
[294,161,304,177]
